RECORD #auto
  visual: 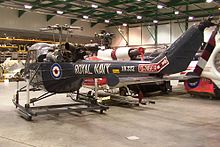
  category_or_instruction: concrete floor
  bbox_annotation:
[1,82,220,147]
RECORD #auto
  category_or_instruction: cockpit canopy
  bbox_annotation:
[27,43,59,63]
[26,42,87,65]
[29,43,56,59]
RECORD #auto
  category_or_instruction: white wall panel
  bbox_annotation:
[171,22,185,43]
[142,25,155,44]
[129,27,141,45]
[111,21,219,47]
[158,24,170,43]
[107,26,127,47]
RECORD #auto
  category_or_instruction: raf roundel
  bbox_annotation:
[187,79,200,88]
[50,63,62,79]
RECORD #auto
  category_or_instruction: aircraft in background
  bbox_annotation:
[184,24,220,98]
[13,19,216,120]
[1,57,25,80]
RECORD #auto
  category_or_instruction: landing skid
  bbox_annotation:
[12,81,109,121]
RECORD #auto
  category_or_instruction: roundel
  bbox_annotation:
[50,63,62,79]
[187,79,200,88]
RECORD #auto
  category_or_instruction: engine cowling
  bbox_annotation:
[64,42,86,62]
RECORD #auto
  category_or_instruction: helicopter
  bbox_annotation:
[13,19,216,120]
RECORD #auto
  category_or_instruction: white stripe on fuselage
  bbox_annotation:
[197,57,207,69]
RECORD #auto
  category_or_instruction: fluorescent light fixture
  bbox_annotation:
[153,20,158,23]
[137,15,142,19]
[116,10,122,15]
[174,11,179,15]
[157,4,163,9]
[57,10,64,14]
[188,16,194,20]
[91,4,98,8]
[123,23,127,26]
[83,15,89,19]
[105,19,110,23]
[137,0,141,1]
[24,4,32,9]
[206,0,213,3]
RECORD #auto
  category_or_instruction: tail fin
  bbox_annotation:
[153,19,215,75]
[193,23,219,76]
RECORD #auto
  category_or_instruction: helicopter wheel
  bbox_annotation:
[119,87,128,96]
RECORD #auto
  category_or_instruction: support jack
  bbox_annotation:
[12,81,109,121]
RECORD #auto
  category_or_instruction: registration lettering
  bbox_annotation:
[138,57,169,73]
[75,63,111,75]
[121,66,135,72]
[138,64,158,72]
[94,64,111,74]
[75,64,92,74]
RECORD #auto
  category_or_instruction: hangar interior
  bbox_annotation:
[0,0,220,147]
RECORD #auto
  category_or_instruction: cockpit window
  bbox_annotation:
[26,50,37,64]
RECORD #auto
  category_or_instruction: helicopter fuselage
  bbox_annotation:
[25,19,215,93]
[29,58,169,93]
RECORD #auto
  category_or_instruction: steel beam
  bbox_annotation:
[70,19,77,25]
[46,15,54,21]
[155,24,158,45]
[18,10,25,17]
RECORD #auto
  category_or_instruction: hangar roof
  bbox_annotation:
[0,0,219,26]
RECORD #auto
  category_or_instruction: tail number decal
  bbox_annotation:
[138,57,169,73]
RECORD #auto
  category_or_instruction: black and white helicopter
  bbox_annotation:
[13,19,217,120]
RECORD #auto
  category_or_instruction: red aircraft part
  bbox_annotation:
[83,78,107,86]
[184,77,215,96]
[138,57,169,73]
[84,56,107,87]
[138,47,145,61]
[86,56,100,61]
